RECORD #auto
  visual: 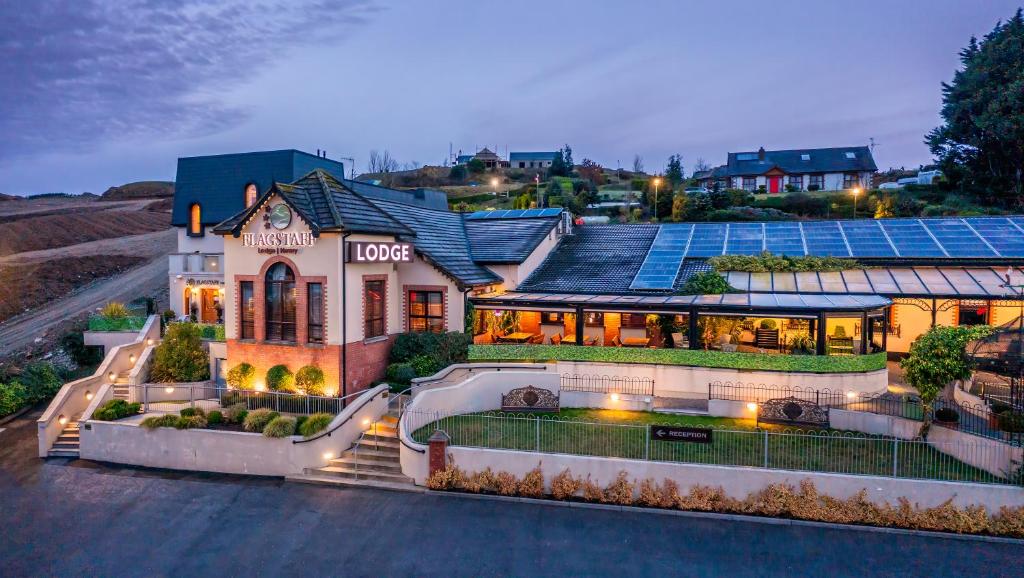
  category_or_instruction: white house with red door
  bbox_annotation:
[695,146,877,193]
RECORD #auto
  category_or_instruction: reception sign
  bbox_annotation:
[649,425,713,444]
[346,241,414,263]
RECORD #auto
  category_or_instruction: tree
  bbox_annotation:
[900,325,993,439]
[150,323,210,383]
[449,164,467,181]
[665,154,684,187]
[367,149,399,174]
[632,154,644,175]
[926,9,1024,206]
[693,157,711,175]
[545,178,563,206]
[548,150,567,178]
[562,144,574,174]
[670,193,687,222]
[467,158,486,174]
[577,158,605,185]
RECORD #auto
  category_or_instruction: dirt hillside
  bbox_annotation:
[100,181,174,200]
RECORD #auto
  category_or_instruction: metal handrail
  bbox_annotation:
[292,388,383,444]
[391,387,426,453]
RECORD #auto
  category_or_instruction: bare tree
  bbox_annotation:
[632,154,644,175]
[693,157,711,174]
[367,149,399,174]
[402,160,422,171]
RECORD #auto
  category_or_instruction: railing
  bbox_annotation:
[560,374,654,396]
[708,381,1024,447]
[295,387,389,444]
[169,253,222,274]
[135,383,345,415]
[405,410,1015,486]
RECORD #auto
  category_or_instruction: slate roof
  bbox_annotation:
[515,224,660,294]
[171,150,346,227]
[509,151,558,162]
[714,146,877,177]
[213,170,412,237]
[465,217,560,263]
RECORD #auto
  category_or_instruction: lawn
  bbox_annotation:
[469,345,888,374]
[411,409,998,484]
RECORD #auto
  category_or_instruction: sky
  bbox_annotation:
[1,0,1021,195]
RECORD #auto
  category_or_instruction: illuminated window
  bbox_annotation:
[245,183,258,206]
[364,280,385,338]
[308,283,324,343]
[189,204,203,236]
[409,290,443,333]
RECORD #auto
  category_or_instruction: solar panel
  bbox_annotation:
[801,221,851,257]
[920,219,996,257]
[965,217,1024,257]
[630,224,693,290]
[839,220,897,257]
[465,208,563,220]
[878,220,946,257]
[540,208,563,217]
[686,223,727,257]
[725,223,764,255]
[763,222,805,255]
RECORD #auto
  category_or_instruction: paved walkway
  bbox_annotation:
[2,408,1022,576]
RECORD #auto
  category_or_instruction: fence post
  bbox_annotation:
[892,438,899,478]
[144,385,149,413]
[189,385,194,408]
[763,430,769,468]
[535,415,540,452]
[645,425,650,460]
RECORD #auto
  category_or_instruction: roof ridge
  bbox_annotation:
[331,177,415,236]
[313,169,345,230]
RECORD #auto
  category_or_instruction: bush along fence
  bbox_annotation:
[708,381,1024,447]
[134,384,344,415]
[88,315,148,332]
[406,410,1014,486]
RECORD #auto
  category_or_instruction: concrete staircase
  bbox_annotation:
[289,412,419,492]
[112,371,131,400]
[48,421,80,458]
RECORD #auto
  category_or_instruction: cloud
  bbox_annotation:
[0,0,376,161]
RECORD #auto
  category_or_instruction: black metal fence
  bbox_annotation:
[560,374,655,396]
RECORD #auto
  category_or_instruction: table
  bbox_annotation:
[622,337,651,348]
[561,335,595,345]
[499,332,534,344]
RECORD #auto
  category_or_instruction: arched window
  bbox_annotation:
[265,263,296,342]
[189,203,203,236]
[244,183,258,207]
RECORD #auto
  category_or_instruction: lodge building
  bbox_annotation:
[168,150,1024,397]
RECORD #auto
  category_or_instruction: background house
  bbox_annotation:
[697,146,877,193]
[509,151,558,169]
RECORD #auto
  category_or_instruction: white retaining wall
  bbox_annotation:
[80,384,390,476]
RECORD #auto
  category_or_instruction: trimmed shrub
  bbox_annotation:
[140,414,180,429]
[207,410,224,425]
[93,399,141,421]
[604,471,635,505]
[150,323,210,383]
[263,416,297,438]
[19,362,63,404]
[175,414,207,429]
[426,464,464,490]
[410,355,441,378]
[550,468,582,500]
[389,332,470,366]
[518,464,545,498]
[494,471,519,496]
[294,415,308,432]
[179,406,205,418]
[224,403,248,424]
[0,381,28,417]
[385,363,417,385]
[299,413,333,438]
[295,365,326,396]
[266,365,295,393]
[226,362,256,390]
[934,407,960,423]
[243,409,279,432]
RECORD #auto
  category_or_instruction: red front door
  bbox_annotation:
[768,176,781,194]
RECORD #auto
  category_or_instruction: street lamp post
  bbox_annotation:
[653,177,662,221]
[851,186,862,219]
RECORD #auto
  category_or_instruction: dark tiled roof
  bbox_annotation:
[516,224,659,294]
[366,198,501,287]
[172,150,346,227]
[509,151,558,161]
[465,217,560,263]
[675,259,714,289]
[342,179,449,211]
[718,146,877,177]
[213,170,412,237]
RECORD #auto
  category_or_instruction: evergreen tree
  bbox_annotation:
[926,9,1024,205]
[665,154,684,187]
[562,144,574,174]
[548,150,567,178]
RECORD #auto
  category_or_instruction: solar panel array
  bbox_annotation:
[629,217,1024,290]
[465,208,563,220]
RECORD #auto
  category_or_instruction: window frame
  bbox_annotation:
[188,203,204,237]
[788,175,803,190]
[264,263,296,343]
[240,281,255,340]
[808,174,825,190]
[244,183,258,207]
[307,282,324,344]
[364,279,386,340]
[843,173,860,189]
[621,313,648,329]
[408,290,444,333]
[742,176,757,191]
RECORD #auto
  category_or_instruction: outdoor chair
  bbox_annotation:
[611,335,621,347]
[550,333,562,345]
[527,333,544,344]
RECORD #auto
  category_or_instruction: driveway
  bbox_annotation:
[1,409,1021,577]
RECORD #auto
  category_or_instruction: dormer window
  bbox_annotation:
[245,183,258,206]
[845,152,857,159]
[800,154,811,161]
[188,203,203,237]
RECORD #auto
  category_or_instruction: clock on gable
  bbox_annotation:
[268,203,292,230]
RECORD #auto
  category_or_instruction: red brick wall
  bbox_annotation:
[344,335,396,394]
[227,339,342,395]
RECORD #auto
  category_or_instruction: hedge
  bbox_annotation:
[87,315,147,332]
[468,345,887,374]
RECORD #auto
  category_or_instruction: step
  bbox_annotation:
[313,466,413,484]
[378,415,398,425]
[47,449,80,458]
[352,438,401,451]
[328,457,404,473]
[57,434,80,442]
[340,447,399,462]
[361,432,398,443]
[52,441,80,449]
[286,473,423,493]
[364,423,397,435]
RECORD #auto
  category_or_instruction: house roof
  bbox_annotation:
[465,216,560,263]
[509,151,558,161]
[474,148,500,159]
[171,149,347,227]
[714,146,877,177]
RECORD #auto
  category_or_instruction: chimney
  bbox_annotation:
[758,147,766,161]
[317,148,321,157]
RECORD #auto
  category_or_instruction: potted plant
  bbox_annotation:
[934,407,960,428]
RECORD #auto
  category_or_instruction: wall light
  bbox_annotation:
[323,452,334,460]
[58,415,68,426]
[746,402,758,412]
[610,393,620,402]
[165,386,174,394]
[846,391,857,400]
[108,372,116,381]
[129,354,136,364]
[85,391,93,401]
[362,418,371,426]
[147,338,154,346]
[254,383,266,392]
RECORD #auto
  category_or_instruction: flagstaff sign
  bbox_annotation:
[347,241,414,263]
[242,231,317,255]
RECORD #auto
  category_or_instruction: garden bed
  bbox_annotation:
[469,345,887,373]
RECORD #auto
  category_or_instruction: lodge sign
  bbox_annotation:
[649,425,713,444]
[347,241,414,263]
